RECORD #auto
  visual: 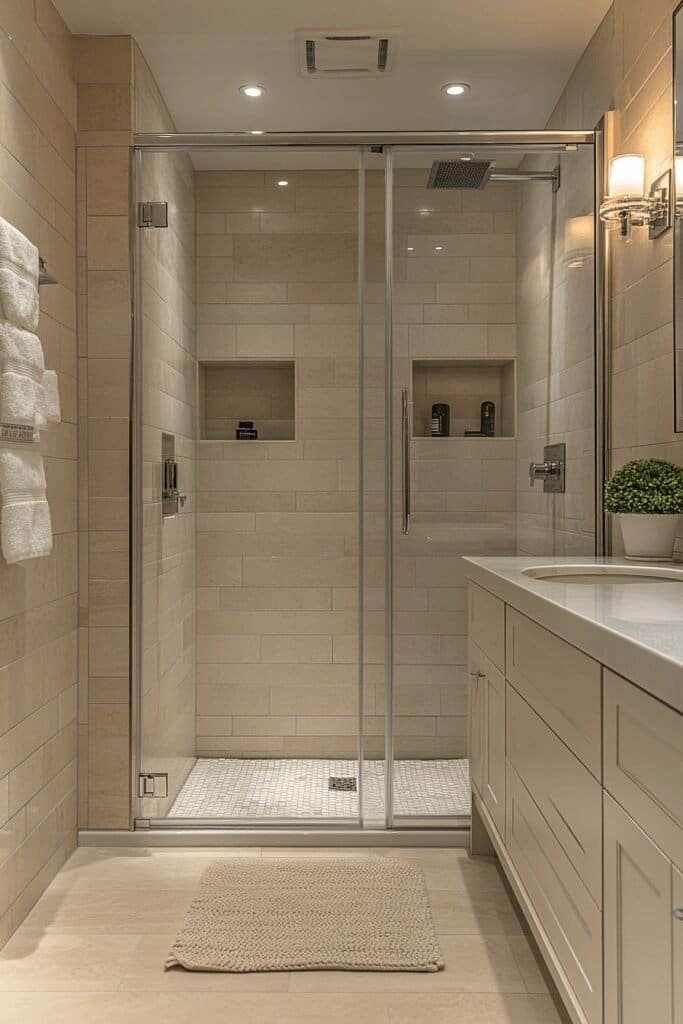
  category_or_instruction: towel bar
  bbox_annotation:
[38,257,58,286]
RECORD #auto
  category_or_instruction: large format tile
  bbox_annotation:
[0,931,141,991]
[387,993,564,1024]
[1,992,392,1024]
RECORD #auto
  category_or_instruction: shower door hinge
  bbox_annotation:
[137,202,168,228]
[138,773,169,798]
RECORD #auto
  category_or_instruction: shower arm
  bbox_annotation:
[490,168,560,189]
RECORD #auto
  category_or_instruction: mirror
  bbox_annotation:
[675,3,683,429]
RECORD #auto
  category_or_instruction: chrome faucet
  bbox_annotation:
[529,460,562,485]
[528,443,566,493]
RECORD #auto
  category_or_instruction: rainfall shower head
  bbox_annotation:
[426,159,495,189]
[426,159,561,191]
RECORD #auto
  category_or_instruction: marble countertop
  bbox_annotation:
[463,556,683,713]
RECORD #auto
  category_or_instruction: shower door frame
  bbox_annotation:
[130,129,602,833]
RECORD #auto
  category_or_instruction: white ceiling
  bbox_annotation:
[54,0,610,134]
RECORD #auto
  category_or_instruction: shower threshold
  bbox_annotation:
[166,757,471,821]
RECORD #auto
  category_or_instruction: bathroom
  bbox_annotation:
[0,2,681,1022]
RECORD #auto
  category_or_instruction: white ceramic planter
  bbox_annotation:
[617,513,680,561]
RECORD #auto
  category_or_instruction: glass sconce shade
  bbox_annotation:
[599,153,670,240]
[608,153,645,198]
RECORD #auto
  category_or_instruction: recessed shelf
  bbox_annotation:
[412,358,515,438]
[199,360,295,441]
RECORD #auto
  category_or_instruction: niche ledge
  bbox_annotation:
[412,358,515,438]
[199,360,295,441]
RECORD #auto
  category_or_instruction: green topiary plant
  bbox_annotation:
[604,459,683,515]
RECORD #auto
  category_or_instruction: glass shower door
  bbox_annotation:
[385,142,597,826]
[136,146,371,827]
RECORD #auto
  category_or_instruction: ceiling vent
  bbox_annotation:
[295,29,396,78]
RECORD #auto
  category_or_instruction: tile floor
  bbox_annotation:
[0,845,567,1023]
[168,758,471,820]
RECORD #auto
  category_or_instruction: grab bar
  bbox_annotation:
[401,388,411,535]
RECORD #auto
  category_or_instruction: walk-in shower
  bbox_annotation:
[131,131,600,832]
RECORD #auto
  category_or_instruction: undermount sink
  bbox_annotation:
[522,564,683,584]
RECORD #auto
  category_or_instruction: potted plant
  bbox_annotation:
[604,458,683,560]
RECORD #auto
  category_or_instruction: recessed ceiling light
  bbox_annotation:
[239,84,266,98]
[407,246,415,252]
[434,245,444,251]
[249,129,265,135]
[276,180,289,187]
[442,83,470,97]
[418,209,431,216]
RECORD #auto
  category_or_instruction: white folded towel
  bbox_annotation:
[0,321,46,430]
[0,218,40,333]
[42,369,61,423]
[0,447,52,563]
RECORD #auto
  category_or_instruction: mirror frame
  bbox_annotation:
[674,1,683,430]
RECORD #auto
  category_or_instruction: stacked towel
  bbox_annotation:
[0,321,46,430]
[42,369,61,424]
[0,219,59,564]
[0,217,39,332]
[0,447,52,563]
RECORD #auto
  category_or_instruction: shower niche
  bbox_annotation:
[198,360,295,441]
[411,359,515,438]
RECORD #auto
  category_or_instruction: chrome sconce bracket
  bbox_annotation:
[599,169,672,240]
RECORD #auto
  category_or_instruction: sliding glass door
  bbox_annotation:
[133,134,597,830]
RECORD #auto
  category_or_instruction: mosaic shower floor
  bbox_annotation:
[168,757,471,820]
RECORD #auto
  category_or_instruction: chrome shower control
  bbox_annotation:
[529,443,566,493]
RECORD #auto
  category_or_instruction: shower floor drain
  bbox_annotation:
[328,776,357,792]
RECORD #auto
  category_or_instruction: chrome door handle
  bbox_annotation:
[401,388,411,535]
[674,908,683,921]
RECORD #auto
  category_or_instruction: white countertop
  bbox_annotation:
[463,556,683,713]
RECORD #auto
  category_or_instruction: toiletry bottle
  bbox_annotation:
[480,401,495,437]
[431,403,450,437]
[236,420,258,440]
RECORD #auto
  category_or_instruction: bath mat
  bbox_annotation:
[165,856,444,973]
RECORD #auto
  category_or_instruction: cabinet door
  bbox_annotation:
[468,643,485,798]
[604,793,674,1024]
[483,657,505,838]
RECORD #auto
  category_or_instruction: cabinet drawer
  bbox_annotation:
[468,583,505,673]
[506,608,601,777]
[506,765,602,1024]
[507,685,602,905]
[604,670,683,870]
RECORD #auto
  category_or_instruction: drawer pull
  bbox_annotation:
[470,670,485,678]
[674,908,683,921]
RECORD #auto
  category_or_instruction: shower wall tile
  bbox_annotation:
[0,0,78,946]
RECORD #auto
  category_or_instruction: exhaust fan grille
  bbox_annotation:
[427,160,495,190]
[296,29,396,78]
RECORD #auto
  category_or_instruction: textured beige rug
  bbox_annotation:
[166,856,444,973]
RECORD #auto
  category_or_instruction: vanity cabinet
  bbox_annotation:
[467,579,683,1024]
[468,585,506,839]
[468,638,506,839]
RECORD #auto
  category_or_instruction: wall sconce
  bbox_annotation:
[564,214,594,268]
[599,154,671,240]
[675,154,683,218]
